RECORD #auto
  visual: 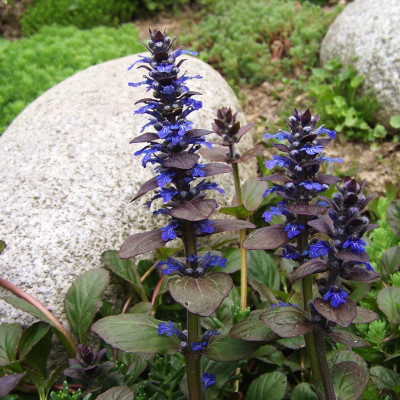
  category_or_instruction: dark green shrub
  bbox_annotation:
[181,0,338,87]
[0,24,142,134]
[20,0,137,35]
[307,58,387,142]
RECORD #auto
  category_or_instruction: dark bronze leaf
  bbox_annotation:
[131,177,158,202]
[259,307,313,338]
[272,143,290,153]
[287,203,326,216]
[232,145,265,163]
[316,174,342,185]
[336,251,369,263]
[243,225,290,250]
[236,123,255,141]
[168,199,217,221]
[199,147,228,162]
[129,132,159,143]
[119,229,164,259]
[211,219,256,233]
[186,129,214,138]
[202,163,232,176]
[353,307,379,324]
[326,330,369,348]
[162,153,200,169]
[313,297,357,327]
[260,174,290,183]
[290,260,327,284]
[168,273,233,317]
[340,266,380,282]
[307,217,333,237]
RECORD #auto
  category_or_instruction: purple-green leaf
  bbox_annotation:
[162,153,200,169]
[381,246,400,281]
[243,225,290,250]
[336,251,369,263]
[219,205,253,219]
[326,329,369,348]
[204,333,260,361]
[229,310,278,342]
[316,174,342,185]
[199,147,228,162]
[202,163,232,176]
[91,314,180,355]
[353,307,379,324]
[259,307,313,338]
[168,272,233,317]
[290,260,327,284]
[377,287,400,324]
[129,132,159,143]
[330,361,366,400]
[187,129,214,138]
[286,204,326,216]
[119,229,164,259]
[307,216,333,236]
[313,297,357,327]
[260,174,290,183]
[0,373,26,397]
[210,219,256,233]
[236,123,255,141]
[168,199,216,221]
[96,386,134,400]
[242,178,270,211]
[387,200,400,238]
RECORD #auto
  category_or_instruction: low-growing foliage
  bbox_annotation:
[307,58,387,142]
[0,24,142,135]
[182,0,338,87]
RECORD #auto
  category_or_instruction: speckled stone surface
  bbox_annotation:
[0,54,256,326]
[320,0,400,129]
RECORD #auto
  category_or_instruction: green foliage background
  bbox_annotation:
[0,24,142,134]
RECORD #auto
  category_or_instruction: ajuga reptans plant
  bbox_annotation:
[91,29,255,399]
[240,109,380,400]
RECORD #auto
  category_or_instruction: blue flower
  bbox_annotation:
[196,181,225,194]
[156,63,174,73]
[191,341,207,351]
[134,103,157,115]
[262,185,280,197]
[200,253,226,270]
[282,245,299,260]
[156,169,176,188]
[343,235,366,254]
[155,257,185,275]
[194,220,214,234]
[303,241,332,258]
[264,155,292,170]
[284,222,304,238]
[319,156,343,163]
[158,321,181,336]
[158,187,178,202]
[323,285,348,308]
[201,372,216,393]
[203,330,220,341]
[299,143,323,155]
[158,123,172,139]
[264,131,291,141]
[262,201,289,222]
[191,163,205,177]
[299,180,324,191]
[271,302,298,308]
[316,126,336,139]
[161,220,179,241]
[364,262,374,271]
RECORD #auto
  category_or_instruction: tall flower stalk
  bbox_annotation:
[116,29,254,399]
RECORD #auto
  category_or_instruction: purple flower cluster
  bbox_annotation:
[155,252,227,277]
[158,321,219,353]
[262,109,342,240]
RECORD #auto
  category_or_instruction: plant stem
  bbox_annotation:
[182,220,203,400]
[229,144,248,310]
[0,277,77,356]
[313,329,336,400]
[296,215,320,384]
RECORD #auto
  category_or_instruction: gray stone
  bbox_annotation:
[320,0,400,128]
[0,54,256,327]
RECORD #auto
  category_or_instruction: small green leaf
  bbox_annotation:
[248,250,279,290]
[291,382,317,400]
[91,314,180,355]
[333,95,346,108]
[23,328,52,375]
[65,268,109,343]
[102,250,136,286]
[248,279,277,304]
[0,240,6,255]
[18,322,51,359]
[242,178,270,211]
[168,272,233,317]
[230,310,278,342]
[311,67,331,80]
[381,246,400,282]
[129,302,152,315]
[0,323,22,367]
[370,366,400,391]
[205,333,260,362]
[387,200,400,238]
[96,386,134,400]
[246,371,287,400]
[219,205,253,219]
[216,247,244,273]
[4,296,53,325]
[377,287,400,324]
[260,307,313,338]
[0,373,26,397]
[350,75,363,88]
[390,115,400,129]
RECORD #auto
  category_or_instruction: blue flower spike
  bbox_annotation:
[323,285,348,308]
[201,372,216,393]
